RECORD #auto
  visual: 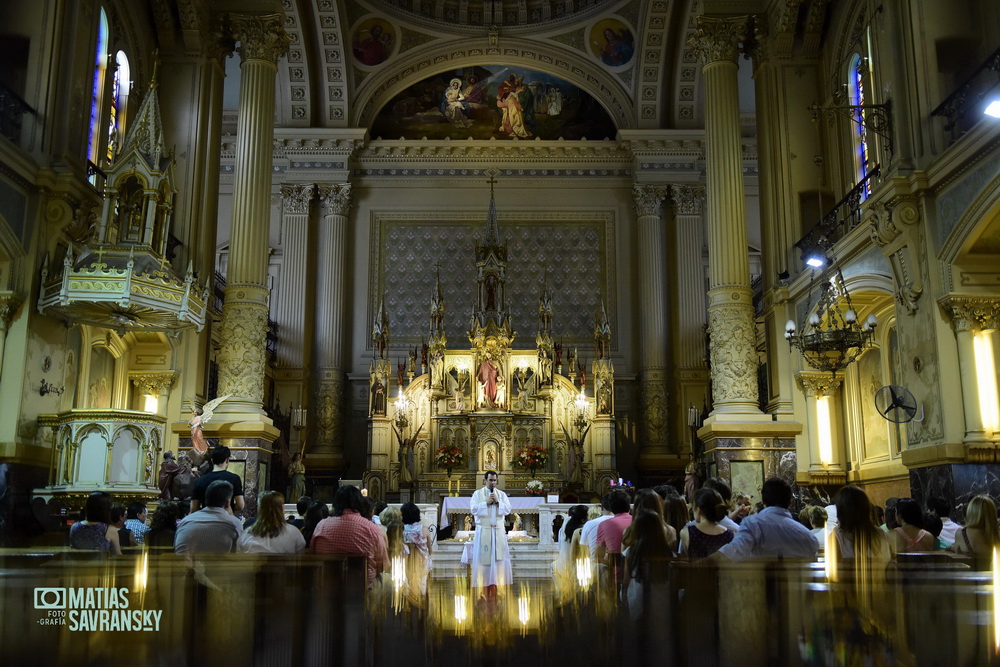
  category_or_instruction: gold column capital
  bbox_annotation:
[230,13,291,65]
[938,295,1000,332]
[317,183,353,217]
[670,184,706,216]
[280,183,314,214]
[689,15,750,65]
[795,371,843,398]
[129,370,179,397]
[632,184,667,217]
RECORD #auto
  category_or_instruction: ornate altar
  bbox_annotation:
[364,179,617,503]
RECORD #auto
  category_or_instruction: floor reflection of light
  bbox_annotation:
[993,547,999,653]
[824,529,837,582]
[576,557,592,589]
[133,547,149,593]
[454,594,467,624]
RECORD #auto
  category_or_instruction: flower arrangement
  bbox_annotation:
[434,445,465,470]
[513,444,549,471]
[525,480,545,496]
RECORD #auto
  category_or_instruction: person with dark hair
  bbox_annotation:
[371,501,389,526]
[831,486,891,563]
[595,490,633,569]
[579,494,614,562]
[69,491,122,555]
[311,485,389,587]
[401,501,432,598]
[291,496,312,529]
[470,470,512,597]
[359,496,375,520]
[238,491,305,554]
[712,478,818,562]
[624,510,673,619]
[681,488,735,559]
[882,497,900,532]
[111,503,133,548]
[703,477,744,531]
[125,501,150,545]
[146,502,181,547]
[175,480,244,554]
[553,504,590,586]
[923,513,946,550]
[301,501,330,547]
[892,498,934,553]
[927,497,961,545]
[190,446,245,514]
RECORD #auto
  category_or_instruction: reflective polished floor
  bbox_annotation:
[3,550,1000,666]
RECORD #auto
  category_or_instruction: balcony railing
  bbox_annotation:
[0,81,35,144]
[931,46,1000,146]
[793,166,881,260]
[212,271,226,313]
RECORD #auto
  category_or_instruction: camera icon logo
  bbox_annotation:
[34,588,66,610]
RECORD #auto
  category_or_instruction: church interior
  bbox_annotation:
[0,0,999,663]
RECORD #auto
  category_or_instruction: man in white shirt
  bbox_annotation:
[928,497,961,546]
[470,470,512,600]
[579,494,614,562]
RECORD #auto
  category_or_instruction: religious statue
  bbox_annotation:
[372,299,390,359]
[562,424,590,486]
[554,342,563,368]
[408,348,417,374]
[596,376,612,414]
[577,360,587,389]
[158,451,199,500]
[188,394,229,455]
[420,342,429,369]
[684,454,699,504]
[397,360,406,388]
[495,375,507,409]
[594,301,612,359]
[477,354,501,408]
[393,423,423,486]
[513,514,523,532]
[287,452,306,501]
[464,514,473,532]
[371,377,387,415]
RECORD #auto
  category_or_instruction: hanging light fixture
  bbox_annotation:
[784,255,877,375]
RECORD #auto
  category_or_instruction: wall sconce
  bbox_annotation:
[292,405,307,430]
[39,380,64,396]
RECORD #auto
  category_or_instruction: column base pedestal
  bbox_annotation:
[909,461,1000,516]
[697,421,802,500]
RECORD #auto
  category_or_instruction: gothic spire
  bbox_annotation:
[121,54,165,169]
[483,169,500,246]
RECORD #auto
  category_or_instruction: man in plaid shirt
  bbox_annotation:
[125,502,150,545]
[311,485,388,587]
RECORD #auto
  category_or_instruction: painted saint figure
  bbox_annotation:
[440,77,473,127]
[478,355,500,407]
[287,452,306,502]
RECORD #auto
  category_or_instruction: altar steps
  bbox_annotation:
[430,540,559,581]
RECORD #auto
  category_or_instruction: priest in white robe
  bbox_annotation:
[470,470,513,597]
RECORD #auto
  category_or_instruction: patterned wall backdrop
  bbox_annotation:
[371,213,616,347]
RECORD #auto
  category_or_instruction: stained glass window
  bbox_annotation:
[105,50,130,167]
[87,9,109,168]
[849,54,872,200]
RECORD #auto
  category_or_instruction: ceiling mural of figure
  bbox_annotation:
[352,18,395,67]
[371,66,617,140]
[589,19,635,68]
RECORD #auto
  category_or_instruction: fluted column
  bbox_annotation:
[940,296,1000,443]
[313,184,352,469]
[690,16,763,418]
[633,184,670,453]
[795,372,844,479]
[216,14,290,416]
[275,184,313,368]
[671,185,707,369]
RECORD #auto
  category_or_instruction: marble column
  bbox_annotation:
[274,184,313,369]
[216,13,289,417]
[313,184,352,470]
[690,16,764,419]
[632,184,670,458]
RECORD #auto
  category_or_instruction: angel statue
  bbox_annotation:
[393,422,423,485]
[189,394,230,455]
[561,423,591,485]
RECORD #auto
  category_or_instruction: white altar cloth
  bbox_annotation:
[439,496,547,529]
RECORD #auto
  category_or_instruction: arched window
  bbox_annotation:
[848,53,873,199]
[87,9,109,168]
[105,50,131,168]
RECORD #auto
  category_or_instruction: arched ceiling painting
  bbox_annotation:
[369,66,619,141]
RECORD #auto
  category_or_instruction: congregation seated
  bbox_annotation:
[175,479,244,554]
[301,501,330,547]
[680,488,734,560]
[145,501,181,548]
[237,491,306,554]
[69,491,122,556]
[311,485,388,587]
[928,496,962,546]
[948,494,1000,565]
[891,498,935,554]
[710,478,819,562]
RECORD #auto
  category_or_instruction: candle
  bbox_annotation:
[361,487,368,497]
[618,477,623,485]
